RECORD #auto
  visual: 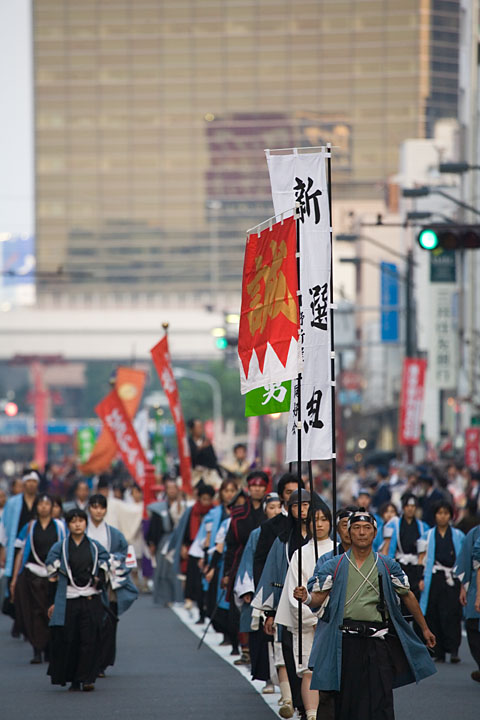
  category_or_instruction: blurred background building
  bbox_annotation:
[32,0,460,301]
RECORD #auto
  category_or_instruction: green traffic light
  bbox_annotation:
[215,337,228,350]
[418,228,439,250]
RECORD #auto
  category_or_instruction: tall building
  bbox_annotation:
[33,0,459,300]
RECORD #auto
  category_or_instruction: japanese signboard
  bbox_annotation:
[398,358,427,446]
[430,286,457,389]
[380,262,399,342]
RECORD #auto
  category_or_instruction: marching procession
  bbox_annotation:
[1,454,480,720]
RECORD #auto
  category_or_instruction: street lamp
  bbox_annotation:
[439,162,480,173]
[173,367,223,450]
[402,186,480,218]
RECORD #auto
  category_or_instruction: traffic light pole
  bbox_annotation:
[405,249,415,358]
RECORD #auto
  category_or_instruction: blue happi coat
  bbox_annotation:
[419,526,464,614]
[384,516,429,558]
[17,519,66,572]
[201,505,228,593]
[213,516,231,611]
[46,536,110,626]
[307,551,436,691]
[252,535,290,614]
[455,524,480,629]
[235,526,260,632]
[100,524,138,615]
[1,494,26,577]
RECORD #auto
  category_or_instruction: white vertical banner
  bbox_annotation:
[266,149,333,461]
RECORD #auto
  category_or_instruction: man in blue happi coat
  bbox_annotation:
[1,470,40,626]
[456,523,480,683]
[295,510,436,720]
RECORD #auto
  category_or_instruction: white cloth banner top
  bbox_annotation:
[266,149,333,462]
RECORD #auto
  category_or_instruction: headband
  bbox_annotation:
[348,511,377,530]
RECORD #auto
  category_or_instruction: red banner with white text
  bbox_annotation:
[150,336,192,493]
[399,358,427,446]
[465,428,480,471]
[95,390,154,507]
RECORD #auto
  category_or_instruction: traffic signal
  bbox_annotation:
[417,224,480,251]
[215,336,228,350]
[4,402,18,417]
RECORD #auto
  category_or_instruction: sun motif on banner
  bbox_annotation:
[239,215,298,378]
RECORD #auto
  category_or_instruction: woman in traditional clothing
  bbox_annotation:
[11,493,65,663]
[46,508,110,691]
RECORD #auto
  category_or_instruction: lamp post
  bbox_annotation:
[173,367,223,450]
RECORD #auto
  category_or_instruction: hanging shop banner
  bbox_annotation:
[266,148,333,461]
[398,358,427,446]
[150,335,192,493]
[465,427,480,471]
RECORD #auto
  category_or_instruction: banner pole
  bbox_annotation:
[326,143,338,555]
[295,207,303,665]
[308,462,318,562]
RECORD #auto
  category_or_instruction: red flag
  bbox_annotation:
[150,336,192,494]
[238,215,299,394]
[399,358,427,446]
[95,390,154,507]
[80,367,146,474]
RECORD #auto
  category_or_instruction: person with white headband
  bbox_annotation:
[294,510,436,720]
[381,492,429,602]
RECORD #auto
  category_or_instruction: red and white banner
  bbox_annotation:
[465,428,480,471]
[266,148,333,462]
[96,389,150,487]
[238,214,299,394]
[150,335,192,493]
[398,358,427,446]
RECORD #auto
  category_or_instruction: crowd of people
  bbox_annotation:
[1,448,480,719]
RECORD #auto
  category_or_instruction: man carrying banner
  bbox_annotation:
[295,510,436,720]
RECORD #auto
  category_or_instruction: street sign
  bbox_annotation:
[430,249,456,283]
[380,262,399,342]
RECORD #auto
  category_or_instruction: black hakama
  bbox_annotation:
[336,634,395,720]
[48,595,104,686]
[14,569,50,652]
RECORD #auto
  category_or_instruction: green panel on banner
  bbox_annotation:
[471,416,480,427]
[245,381,291,417]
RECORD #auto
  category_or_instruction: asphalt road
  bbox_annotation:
[0,597,478,719]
